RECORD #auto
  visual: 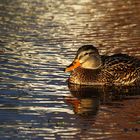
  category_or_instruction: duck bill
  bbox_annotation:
[65,59,81,72]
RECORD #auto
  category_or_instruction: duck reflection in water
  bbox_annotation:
[66,83,140,117]
[66,84,100,117]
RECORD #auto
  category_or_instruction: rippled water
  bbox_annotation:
[0,0,140,139]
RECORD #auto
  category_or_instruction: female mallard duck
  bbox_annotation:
[65,45,140,85]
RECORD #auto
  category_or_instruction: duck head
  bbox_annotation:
[65,45,102,72]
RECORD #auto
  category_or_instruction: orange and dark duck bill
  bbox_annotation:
[65,59,81,72]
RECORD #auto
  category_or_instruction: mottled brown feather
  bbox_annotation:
[68,53,140,85]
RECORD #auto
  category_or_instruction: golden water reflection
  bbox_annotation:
[66,84,140,139]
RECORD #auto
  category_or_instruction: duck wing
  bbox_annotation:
[101,54,140,85]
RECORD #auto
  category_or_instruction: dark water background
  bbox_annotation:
[0,0,140,139]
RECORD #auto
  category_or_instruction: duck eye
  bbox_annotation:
[84,53,89,56]
[78,52,90,59]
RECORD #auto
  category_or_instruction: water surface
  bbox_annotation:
[0,0,140,139]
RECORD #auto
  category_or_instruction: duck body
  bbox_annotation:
[65,45,140,86]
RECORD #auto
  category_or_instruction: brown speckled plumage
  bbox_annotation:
[66,45,140,85]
